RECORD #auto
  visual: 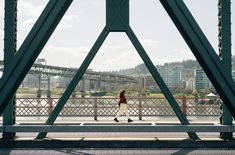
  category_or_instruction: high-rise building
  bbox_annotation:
[185,78,195,91]
[159,64,183,88]
[194,68,209,90]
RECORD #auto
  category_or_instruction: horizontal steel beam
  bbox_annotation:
[0,125,234,133]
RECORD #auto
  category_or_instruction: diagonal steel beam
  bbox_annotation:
[126,27,198,139]
[36,27,110,139]
[0,0,73,114]
[0,0,57,80]
[160,0,235,118]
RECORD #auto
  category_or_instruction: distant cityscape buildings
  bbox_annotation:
[184,78,195,91]
[158,64,183,89]
[19,58,235,95]
[144,64,183,92]
[145,65,218,94]
[194,68,209,90]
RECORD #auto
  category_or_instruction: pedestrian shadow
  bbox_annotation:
[0,149,12,155]
[172,148,195,155]
[54,149,93,155]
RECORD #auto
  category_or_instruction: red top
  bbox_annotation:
[118,96,127,106]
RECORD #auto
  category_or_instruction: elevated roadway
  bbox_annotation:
[0,60,137,84]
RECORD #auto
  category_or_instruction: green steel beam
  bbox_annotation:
[2,125,235,133]
[37,0,198,139]
[160,0,235,118]
[106,0,129,32]
[126,27,198,139]
[2,0,17,139]
[36,28,110,139]
[218,0,233,140]
[2,98,16,139]
[0,0,56,77]
[0,0,73,114]
[37,0,128,139]
[3,0,17,67]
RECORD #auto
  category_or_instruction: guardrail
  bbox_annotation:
[15,97,221,120]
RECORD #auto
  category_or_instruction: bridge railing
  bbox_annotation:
[15,97,221,119]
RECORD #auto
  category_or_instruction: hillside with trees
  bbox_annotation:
[114,59,200,79]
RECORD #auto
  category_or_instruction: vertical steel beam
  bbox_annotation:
[126,27,198,139]
[2,0,18,139]
[0,0,73,114]
[218,0,233,140]
[37,27,109,139]
[160,0,235,118]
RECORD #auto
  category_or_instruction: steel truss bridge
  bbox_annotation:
[0,0,235,148]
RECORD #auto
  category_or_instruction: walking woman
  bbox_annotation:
[114,90,133,123]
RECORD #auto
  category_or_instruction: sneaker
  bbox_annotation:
[128,118,133,123]
[114,118,119,122]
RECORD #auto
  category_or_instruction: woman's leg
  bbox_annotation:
[115,104,125,118]
[122,104,129,119]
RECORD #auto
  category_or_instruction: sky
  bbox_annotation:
[0,0,234,71]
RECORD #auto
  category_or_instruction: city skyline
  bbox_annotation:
[0,0,234,71]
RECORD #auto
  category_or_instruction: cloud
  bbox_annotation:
[92,52,142,71]
[45,45,89,56]
[40,44,143,71]
[89,46,143,71]
[19,18,37,31]
[57,14,79,31]
[0,29,3,36]
[0,30,3,60]
[64,14,79,21]
[18,1,45,18]
[178,49,195,59]
[140,39,159,47]
[40,45,90,67]
[0,1,4,18]
[18,1,78,31]
[153,49,195,65]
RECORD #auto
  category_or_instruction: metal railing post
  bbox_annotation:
[94,98,98,120]
[48,98,53,114]
[138,98,142,120]
[182,96,187,116]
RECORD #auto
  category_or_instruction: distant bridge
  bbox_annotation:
[0,60,137,84]
[0,60,138,97]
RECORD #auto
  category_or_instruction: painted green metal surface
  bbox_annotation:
[2,0,17,139]
[37,0,197,139]
[3,0,17,67]
[218,0,233,140]
[36,28,109,139]
[1,125,235,133]
[106,0,129,32]
[37,0,130,139]
[0,0,233,141]
[126,27,198,139]
[160,0,235,118]
[2,98,16,139]
[0,0,73,114]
